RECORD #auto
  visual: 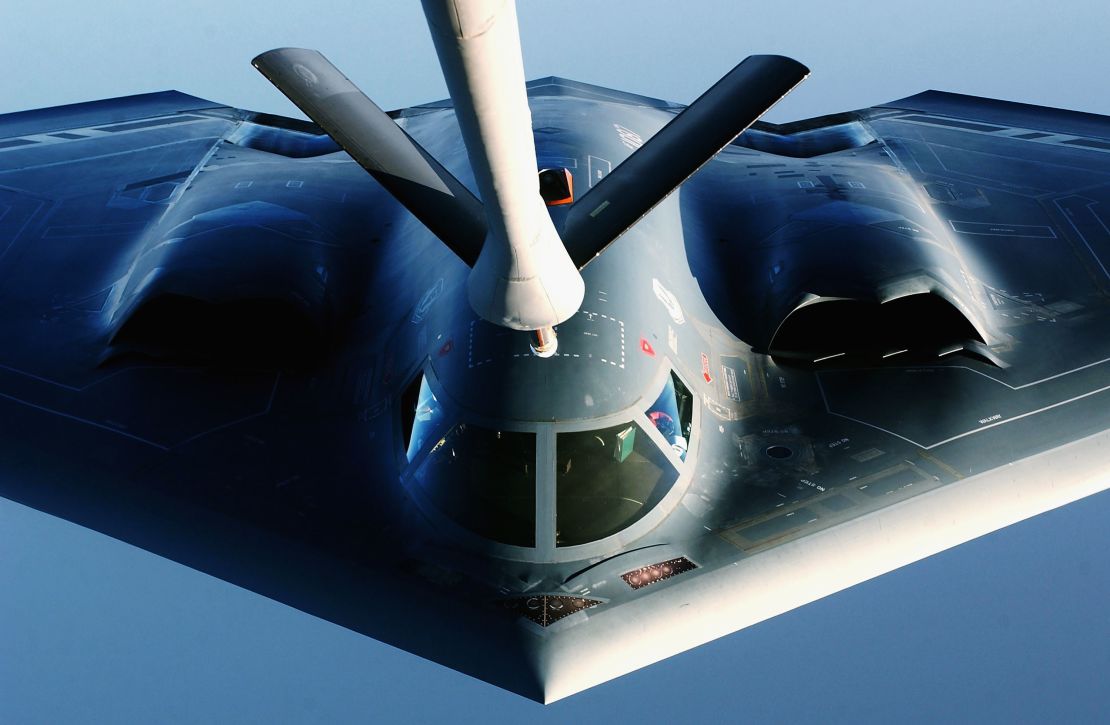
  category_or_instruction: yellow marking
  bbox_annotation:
[589,200,610,217]
[917,449,965,480]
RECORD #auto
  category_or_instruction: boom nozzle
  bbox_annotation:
[529,326,558,358]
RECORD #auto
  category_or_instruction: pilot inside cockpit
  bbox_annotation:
[646,374,691,461]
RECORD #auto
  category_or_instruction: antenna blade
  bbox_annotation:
[562,55,809,268]
[253,47,486,266]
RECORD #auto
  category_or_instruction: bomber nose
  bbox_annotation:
[400,365,698,556]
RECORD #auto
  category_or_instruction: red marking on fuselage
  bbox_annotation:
[701,352,713,383]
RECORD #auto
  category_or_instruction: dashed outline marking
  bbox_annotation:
[469,311,625,369]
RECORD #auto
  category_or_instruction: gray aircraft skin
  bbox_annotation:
[1,46,1109,700]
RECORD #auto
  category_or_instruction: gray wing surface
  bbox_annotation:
[536,90,1110,699]
[871,89,1110,296]
[0,92,236,312]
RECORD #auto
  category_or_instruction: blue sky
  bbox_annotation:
[1,1,1108,721]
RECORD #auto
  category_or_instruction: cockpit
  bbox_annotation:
[402,370,695,552]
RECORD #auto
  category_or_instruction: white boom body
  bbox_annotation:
[422,0,585,333]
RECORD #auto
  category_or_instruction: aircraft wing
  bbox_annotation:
[1,83,1107,703]
[0,92,238,321]
[0,89,555,692]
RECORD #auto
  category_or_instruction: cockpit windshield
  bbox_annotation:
[403,370,694,550]
[555,421,677,547]
[406,376,447,462]
[412,422,536,547]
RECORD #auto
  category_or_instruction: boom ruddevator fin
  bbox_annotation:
[561,54,809,269]
[253,48,487,266]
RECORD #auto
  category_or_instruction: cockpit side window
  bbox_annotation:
[412,423,536,547]
[406,376,447,462]
[555,421,677,547]
[646,371,693,462]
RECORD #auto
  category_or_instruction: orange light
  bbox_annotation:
[538,167,574,206]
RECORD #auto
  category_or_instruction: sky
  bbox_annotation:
[1,0,1109,721]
